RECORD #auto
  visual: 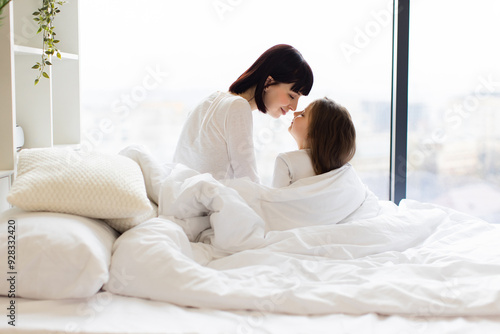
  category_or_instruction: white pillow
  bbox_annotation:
[0,208,118,299]
[7,148,155,228]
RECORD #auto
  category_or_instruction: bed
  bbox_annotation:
[1,146,500,333]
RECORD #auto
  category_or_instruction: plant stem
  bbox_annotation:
[32,0,65,85]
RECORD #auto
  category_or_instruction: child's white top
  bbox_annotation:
[272,149,315,187]
[173,91,259,183]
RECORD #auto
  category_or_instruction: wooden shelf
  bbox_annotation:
[0,0,81,172]
[0,171,14,179]
[13,45,79,60]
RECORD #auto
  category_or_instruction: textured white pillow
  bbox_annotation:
[105,200,158,232]
[0,208,118,299]
[8,148,154,224]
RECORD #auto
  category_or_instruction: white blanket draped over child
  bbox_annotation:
[105,145,500,316]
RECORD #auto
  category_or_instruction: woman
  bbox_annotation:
[173,44,314,183]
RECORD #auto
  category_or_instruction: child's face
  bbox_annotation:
[288,105,311,149]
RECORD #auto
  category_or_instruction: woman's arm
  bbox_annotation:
[226,99,260,183]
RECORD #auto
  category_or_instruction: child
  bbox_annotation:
[272,97,356,187]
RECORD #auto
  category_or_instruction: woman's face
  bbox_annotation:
[263,81,301,119]
[289,105,311,149]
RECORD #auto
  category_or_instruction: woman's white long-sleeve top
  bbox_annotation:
[173,91,259,182]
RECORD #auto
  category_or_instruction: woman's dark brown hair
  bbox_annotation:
[307,98,356,175]
[229,44,314,113]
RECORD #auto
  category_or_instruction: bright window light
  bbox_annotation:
[79,0,392,195]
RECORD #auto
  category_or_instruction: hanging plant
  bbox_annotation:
[31,0,65,85]
[0,0,12,25]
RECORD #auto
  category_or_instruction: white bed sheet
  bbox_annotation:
[1,293,500,334]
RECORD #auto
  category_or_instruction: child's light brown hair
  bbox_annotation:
[307,98,356,175]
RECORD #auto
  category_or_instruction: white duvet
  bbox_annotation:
[105,146,500,316]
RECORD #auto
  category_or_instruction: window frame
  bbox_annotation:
[390,0,410,204]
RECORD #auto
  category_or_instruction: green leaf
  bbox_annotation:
[31,0,67,87]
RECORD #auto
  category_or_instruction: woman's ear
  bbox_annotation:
[264,76,275,89]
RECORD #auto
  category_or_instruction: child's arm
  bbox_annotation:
[272,154,292,188]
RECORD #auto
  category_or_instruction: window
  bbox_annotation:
[80,0,392,195]
[407,0,500,222]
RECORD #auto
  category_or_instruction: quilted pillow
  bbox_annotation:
[105,200,158,232]
[7,148,154,228]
